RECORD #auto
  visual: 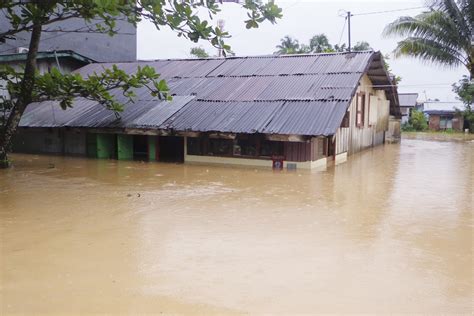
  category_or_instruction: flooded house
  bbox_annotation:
[14,51,401,169]
[398,93,419,124]
[422,101,465,132]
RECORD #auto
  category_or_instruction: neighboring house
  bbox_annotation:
[0,50,95,126]
[0,16,136,62]
[0,50,95,74]
[422,101,465,132]
[398,93,418,124]
[14,51,401,169]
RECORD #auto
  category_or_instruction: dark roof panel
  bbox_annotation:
[163,100,284,133]
[263,101,348,136]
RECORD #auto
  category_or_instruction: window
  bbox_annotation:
[187,137,201,155]
[236,138,258,156]
[260,141,284,157]
[208,138,233,156]
[356,93,365,128]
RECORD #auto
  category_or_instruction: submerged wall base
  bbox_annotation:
[185,154,329,170]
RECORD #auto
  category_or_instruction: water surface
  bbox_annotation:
[1,135,472,314]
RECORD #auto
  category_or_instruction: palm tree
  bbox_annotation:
[309,34,333,53]
[275,35,302,54]
[383,0,473,79]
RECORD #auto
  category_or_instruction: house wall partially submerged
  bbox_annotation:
[13,75,393,170]
[12,51,400,170]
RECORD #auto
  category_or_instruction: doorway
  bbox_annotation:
[158,136,184,163]
[133,135,148,161]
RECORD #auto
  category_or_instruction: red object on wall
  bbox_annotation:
[272,156,285,170]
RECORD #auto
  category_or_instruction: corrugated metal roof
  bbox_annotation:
[262,101,348,136]
[21,51,396,136]
[163,100,284,133]
[422,101,465,113]
[19,96,194,128]
[398,93,418,107]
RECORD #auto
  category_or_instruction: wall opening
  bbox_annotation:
[158,136,184,163]
[133,135,148,161]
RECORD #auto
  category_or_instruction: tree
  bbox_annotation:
[383,0,473,79]
[0,0,282,168]
[309,34,333,53]
[407,109,428,131]
[276,34,373,54]
[190,47,210,58]
[352,41,372,51]
[275,35,303,54]
[383,54,402,84]
[453,76,474,132]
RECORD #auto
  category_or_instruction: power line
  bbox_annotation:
[352,6,425,16]
[337,17,347,47]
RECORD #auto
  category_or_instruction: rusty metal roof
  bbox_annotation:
[20,51,398,136]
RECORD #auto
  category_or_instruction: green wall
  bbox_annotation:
[96,134,116,159]
[117,134,133,160]
[148,136,157,161]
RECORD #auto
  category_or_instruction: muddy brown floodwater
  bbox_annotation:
[1,135,473,314]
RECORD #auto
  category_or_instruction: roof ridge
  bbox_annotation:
[122,50,374,64]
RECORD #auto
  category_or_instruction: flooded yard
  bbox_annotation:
[0,135,472,314]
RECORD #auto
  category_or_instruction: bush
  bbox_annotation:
[407,109,428,131]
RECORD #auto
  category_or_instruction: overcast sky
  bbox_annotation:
[137,0,468,102]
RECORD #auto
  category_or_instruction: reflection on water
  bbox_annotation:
[1,135,472,314]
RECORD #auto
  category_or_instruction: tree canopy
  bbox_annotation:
[190,47,210,58]
[274,33,372,55]
[383,0,473,79]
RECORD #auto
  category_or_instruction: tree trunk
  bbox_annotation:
[0,24,42,168]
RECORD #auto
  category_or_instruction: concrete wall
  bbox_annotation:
[0,16,136,62]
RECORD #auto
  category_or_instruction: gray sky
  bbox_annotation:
[137,0,468,102]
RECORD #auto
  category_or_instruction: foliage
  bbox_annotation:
[0,0,282,55]
[352,41,372,51]
[453,76,474,132]
[190,47,210,58]
[383,54,402,84]
[405,109,428,131]
[383,0,473,79]
[309,34,333,53]
[275,35,308,54]
[275,34,373,55]
[1,64,170,112]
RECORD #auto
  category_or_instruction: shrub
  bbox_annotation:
[408,109,428,131]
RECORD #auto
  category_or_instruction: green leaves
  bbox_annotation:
[1,0,282,56]
[383,1,472,72]
[0,64,168,114]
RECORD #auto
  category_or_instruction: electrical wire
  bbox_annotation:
[352,6,425,16]
[337,17,347,47]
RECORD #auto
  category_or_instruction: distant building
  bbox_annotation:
[0,16,136,62]
[0,51,95,126]
[14,51,401,169]
[398,93,418,124]
[0,50,95,74]
[422,101,465,131]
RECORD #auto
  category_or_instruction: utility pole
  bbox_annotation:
[347,11,352,52]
